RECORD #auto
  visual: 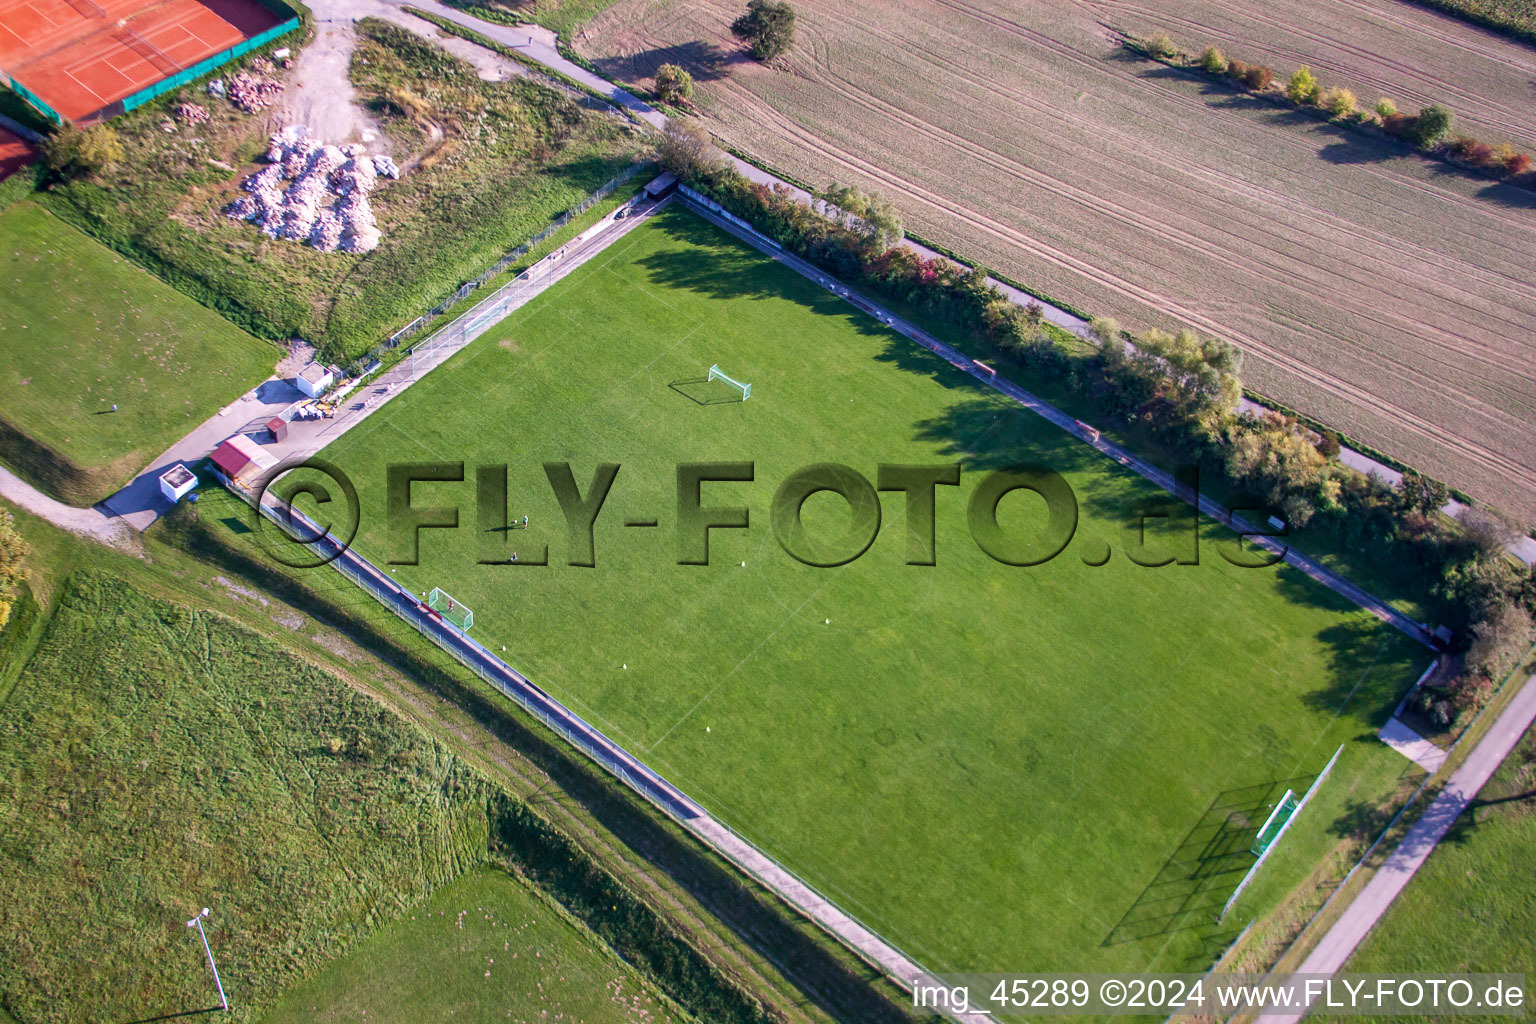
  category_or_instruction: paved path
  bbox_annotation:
[1377,717,1447,774]
[1261,673,1536,1022]
[0,465,137,550]
[680,189,1435,648]
[101,379,305,531]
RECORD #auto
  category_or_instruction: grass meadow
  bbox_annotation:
[262,865,682,1023]
[0,571,490,1023]
[317,204,1431,974]
[1347,721,1536,1018]
[0,201,275,504]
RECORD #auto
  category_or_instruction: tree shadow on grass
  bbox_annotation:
[1103,779,1310,961]
[1268,565,1426,731]
[904,393,1213,543]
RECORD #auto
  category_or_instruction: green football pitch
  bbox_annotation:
[319,204,1428,973]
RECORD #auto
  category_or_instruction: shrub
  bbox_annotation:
[1286,66,1320,104]
[1143,31,1177,58]
[1322,86,1357,117]
[0,510,26,632]
[1381,112,1413,136]
[1465,141,1496,166]
[654,62,694,104]
[1409,104,1454,148]
[1375,97,1398,118]
[1225,58,1248,81]
[1200,46,1225,73]
[1314,429,1341,459]
[1244,65,1274,90]
[42,123,124,179]
[731,0,796,62]
[1505,152,1533,177]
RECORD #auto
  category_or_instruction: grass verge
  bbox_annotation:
[0,200,276,505]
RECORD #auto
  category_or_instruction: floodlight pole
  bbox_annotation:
[186,908,229,1011]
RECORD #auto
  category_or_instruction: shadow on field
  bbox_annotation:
[158,507,923,1024]
[589,39,741,84]
[903,395,1204,533]
[637,219,831,304]
[1476,179,1536,208]
[669,376,746,405]
[119,1007,223,1023]
[1104,778,1310,957]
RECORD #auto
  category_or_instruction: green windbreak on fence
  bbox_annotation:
[121,18,300,112]
[7,78,61,125]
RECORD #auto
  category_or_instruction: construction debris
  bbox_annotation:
[225,127,388,254]
[175,102,210,125]
[227,71,283,113]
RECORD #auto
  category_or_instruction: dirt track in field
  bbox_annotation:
[577,0,1536,519]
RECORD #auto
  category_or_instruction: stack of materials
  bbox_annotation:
[224,128,389,253]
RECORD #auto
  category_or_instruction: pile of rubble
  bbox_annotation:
[225,128,394,254]
[174,102,209,125]
[225,71,283,113]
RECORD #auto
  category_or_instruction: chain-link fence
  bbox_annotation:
[371,162,647,363]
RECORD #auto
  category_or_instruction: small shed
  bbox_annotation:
[295,361,335,399]
[210,433,278,487]
[158,463,197,503]
[643,171,678,200]
[266,416,288,442]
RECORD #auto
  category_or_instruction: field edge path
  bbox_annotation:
[1259,672,1536,1022]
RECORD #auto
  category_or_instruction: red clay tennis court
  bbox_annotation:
[0,125,35,180]
[0,0,285,121]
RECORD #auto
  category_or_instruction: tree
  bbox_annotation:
[1466,602,1534,679]
[1286,66,1320,104]
[1374,97,1397,118]
[654,63,694,104]
[819,182,902,250]
[43,123,124,179]
[655,119,721,179]
[1199,46,1225,73]
[1409,104,1453,148]
[1396,470,1449,515]
[731,0,796,63]
[0,510,28,632]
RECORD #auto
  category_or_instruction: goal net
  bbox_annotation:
[427,587,474,631]
[708,364,752,400]
[1250,789,1298,856]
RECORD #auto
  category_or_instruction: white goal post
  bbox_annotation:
[426,587,474,631]
[708,364,752,400]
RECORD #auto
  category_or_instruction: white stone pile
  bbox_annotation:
[225,128,388,254]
